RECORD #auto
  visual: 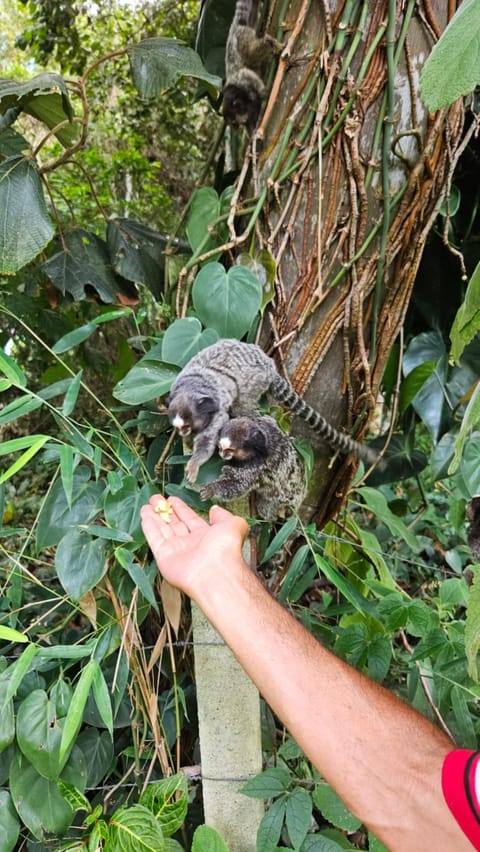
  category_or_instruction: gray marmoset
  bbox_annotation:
[199,414,306,521]
[167,338,381,483]
[222,0,281,131]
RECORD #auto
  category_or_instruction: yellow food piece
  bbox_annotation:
[154,497,173,523]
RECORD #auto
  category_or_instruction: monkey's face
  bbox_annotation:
[168,393,219,437]
[218,418,268,462]
[222,84,262,130]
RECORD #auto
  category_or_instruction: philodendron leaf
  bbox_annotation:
[192,261,262,339]
[128,37,221,99]
[421,0,480,110]
[0,790,19,852]
[55,528,109,599]
[162,318,218,367]
[0,156,54,273]
[9,756,73,841]
[16,690,63,780]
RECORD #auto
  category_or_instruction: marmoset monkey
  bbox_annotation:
[167,339,380,483]
[222,0,282,131]
[200,414,306,521]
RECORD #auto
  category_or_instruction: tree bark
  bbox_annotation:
[238,0,468,524]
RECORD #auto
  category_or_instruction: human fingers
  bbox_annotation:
[168,496,209,532]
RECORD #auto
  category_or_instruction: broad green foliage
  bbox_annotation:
[450,262,480,365]
[421,0,480,110]
[0,156,54,274]
[128,37,221,99]
[0,0,479,848]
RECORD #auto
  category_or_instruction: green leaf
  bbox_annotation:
[191,825,229,852]
[186,187,233,257]
[0,393,43,426]
[449,383,480,475]
[107,218,186,298]
[315,555,376,616]
[17,689,63,780]
[278,545,316,603]
[0,790,20,852]
[356,487,420,551]
[312,783,362,833]
[256,796,286,852]
[421,0,480,110]
[192,262,262,339]
[465,566,480,681]
[9,755,73,840]
[0,624,29,643]
[20,91,79,147]
[450,262,480,364]
[128,37,221,99]
[451,684,477,748]
[261,517,298,564]
[240,766,291,799]
[62,370,83,416]
[0,434,49,484]
[3,643,38,704]
[59,660,98,769]
[107,804,166,851]
[92,664,114,739]
[116,547,159,612]
[53,324,96,354]
[398,361,436,414]
[285,787,312,849]
[0,350,27,387]
[0,698,15,752]
[0,72,72,116]
[113,360,178,405]
[104,477,156,544]
[140,773,188,837]
[0,156,54,274]
[162,317,219,367]
[60,443,75,510]
[43,228,130,303]
[76,728,114,788]
[36,466,105,550]
[55,529,108,599]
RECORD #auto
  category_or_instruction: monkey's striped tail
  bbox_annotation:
[272,375,382,468]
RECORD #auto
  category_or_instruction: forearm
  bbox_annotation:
[191,556,471,851]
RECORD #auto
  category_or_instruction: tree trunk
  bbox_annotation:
[237,0,467,524]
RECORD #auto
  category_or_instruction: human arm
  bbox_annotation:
[140,495,474,852]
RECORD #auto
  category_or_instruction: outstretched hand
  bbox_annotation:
[140,495,249,598]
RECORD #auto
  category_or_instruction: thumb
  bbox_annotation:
[209,504,249,537]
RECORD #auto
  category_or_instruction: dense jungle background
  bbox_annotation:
[0,0,480,849]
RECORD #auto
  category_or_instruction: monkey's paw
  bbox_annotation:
[185,458,199,484]
[199,484,215,502]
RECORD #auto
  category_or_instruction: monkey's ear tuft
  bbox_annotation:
[250,426,268,455]
[197,396,219,415]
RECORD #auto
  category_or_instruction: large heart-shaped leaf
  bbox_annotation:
[421,0,480,110]
[9,756,73,840]
[0,156,54,274]
[192,262,262,338]
[55,529,109,599]
[16,690,63,780]
[36,466,105,550]
[162,318,218,367]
